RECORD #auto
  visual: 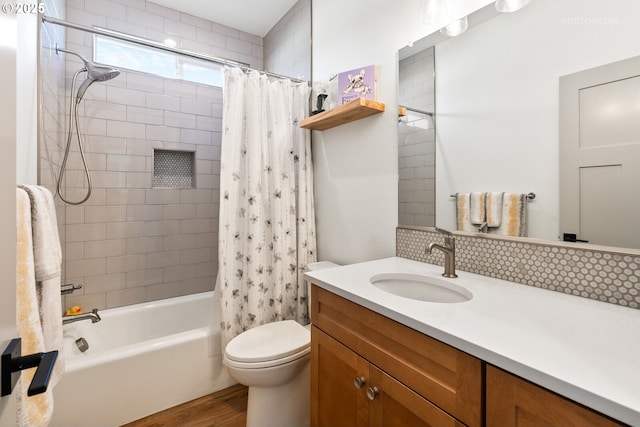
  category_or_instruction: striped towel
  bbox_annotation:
[469,192,486,225]
[486,192,504,227]
[455,193,477,232]
[488,193,528,237]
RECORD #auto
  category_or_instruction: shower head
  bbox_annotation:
[76,62,120,101]
[55,44,120,101]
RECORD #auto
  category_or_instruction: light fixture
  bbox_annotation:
[495,0,532,13]
[440,16,468,37]
[421,0,450,25]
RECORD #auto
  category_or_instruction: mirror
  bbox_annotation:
[398,46,436,228]
[398,0,640,250]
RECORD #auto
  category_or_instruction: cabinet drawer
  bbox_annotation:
[311,285,482,427]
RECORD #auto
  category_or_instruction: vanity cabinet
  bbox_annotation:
[486,365,625,427]
[310,285,482,427]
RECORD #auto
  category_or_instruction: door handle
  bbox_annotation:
[1,338,58,396]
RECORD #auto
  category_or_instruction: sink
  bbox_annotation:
[370,273,473,303]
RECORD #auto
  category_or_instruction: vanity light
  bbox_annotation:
[495,0,532,13]
[421,0,450,25]
[440,16,468,37]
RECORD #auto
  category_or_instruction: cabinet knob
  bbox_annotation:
[353,376,366,389]
[366,386,379,400]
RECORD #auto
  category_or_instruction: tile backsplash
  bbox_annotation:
[397,227,640,309]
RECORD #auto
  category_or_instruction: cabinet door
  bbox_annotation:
[368,365,465,427]
[311,326,369,427]
[486,365,625,427]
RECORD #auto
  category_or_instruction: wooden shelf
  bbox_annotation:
[299,98,385,131]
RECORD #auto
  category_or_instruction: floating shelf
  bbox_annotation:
[299,98,385,131]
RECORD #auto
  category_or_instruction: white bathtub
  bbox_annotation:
[50,291,236,427]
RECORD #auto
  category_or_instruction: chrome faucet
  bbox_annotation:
[426,227,458,278]
[62,308,101,325]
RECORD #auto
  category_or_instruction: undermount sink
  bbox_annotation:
[370,273,473,303]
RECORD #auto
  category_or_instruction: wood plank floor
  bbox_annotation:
[121,384,248,427]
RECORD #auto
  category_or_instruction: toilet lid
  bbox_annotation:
[225,320,310,363]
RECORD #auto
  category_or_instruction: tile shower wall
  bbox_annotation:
[46,0,266,310]
[40,0,67,279]
[398,47,435,227]
[397,227,640,309]
[264,0,311,81]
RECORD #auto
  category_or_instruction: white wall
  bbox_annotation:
[311,0,491,264]
[0,10,18,426]
[435,0,640,240]
[16,2,39,184]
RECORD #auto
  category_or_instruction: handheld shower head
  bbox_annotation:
[55,44,120,101]
[76,62,120,101]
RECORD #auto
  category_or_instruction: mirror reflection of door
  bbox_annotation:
[560,55,640,249]
[398,47,436,227]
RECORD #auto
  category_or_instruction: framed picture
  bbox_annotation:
[337,65,377,105]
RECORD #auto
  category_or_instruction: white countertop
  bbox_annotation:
[304,257,640,426]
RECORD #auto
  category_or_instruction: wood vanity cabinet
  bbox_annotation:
[310,285,482,427]
[486,365,626,427]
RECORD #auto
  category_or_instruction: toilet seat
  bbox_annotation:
[224,320,311,369]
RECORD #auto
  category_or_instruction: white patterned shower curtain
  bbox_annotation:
[218,68,316,348]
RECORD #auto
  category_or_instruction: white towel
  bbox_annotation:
[469,192,486,225]
[488,193,528,237]
[18,185,64,387]
[16,188,54,427]
[486,192,504,227]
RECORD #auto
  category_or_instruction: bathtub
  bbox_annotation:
[50,291,236,427]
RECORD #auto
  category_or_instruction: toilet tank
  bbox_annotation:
[307,261,340,272]
[305,261,339,315]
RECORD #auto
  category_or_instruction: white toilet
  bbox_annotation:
[222,261,338,427]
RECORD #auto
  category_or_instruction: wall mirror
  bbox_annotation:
[397,0,640,250]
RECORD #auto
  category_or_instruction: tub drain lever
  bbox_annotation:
[1,338,58,396]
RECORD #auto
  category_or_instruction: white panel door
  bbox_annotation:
[0,11,18,426]
[560,55,640,248]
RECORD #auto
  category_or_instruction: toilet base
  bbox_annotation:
[246,360,310,427]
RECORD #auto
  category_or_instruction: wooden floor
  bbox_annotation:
[121,384,248,427]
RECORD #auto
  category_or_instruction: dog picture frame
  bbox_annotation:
[337,65,377,105]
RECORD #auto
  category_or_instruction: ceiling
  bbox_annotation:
[145,0,298,37]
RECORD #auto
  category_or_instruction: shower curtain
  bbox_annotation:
[218,68,316,347]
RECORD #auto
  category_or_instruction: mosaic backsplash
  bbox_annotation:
[397,227,640,309]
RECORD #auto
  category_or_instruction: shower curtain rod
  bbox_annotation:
[399,105,434,117]
[41,14,307,84]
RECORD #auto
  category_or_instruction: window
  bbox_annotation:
[94,34,223,87]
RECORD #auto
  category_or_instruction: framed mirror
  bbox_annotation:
[397,0,640,249]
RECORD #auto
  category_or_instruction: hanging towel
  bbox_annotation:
[455,193,477,232]
[16,188,54,427]
[469,192,486,225]
[488,193,528,237]
[486,192,504,227]
[18,185,64,388]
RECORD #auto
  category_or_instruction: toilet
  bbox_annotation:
[222,261,338,427]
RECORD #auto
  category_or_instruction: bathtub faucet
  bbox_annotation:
[62,308,101,325]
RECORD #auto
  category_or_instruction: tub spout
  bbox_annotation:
[63,308,101,325]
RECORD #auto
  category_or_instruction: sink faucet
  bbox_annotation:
[426,227,458,278]
[62,308,101,325]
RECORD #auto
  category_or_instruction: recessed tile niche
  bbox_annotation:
[153,149,195,188]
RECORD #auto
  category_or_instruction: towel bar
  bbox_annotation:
[61,283,82,295]
[450,192,536,200]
